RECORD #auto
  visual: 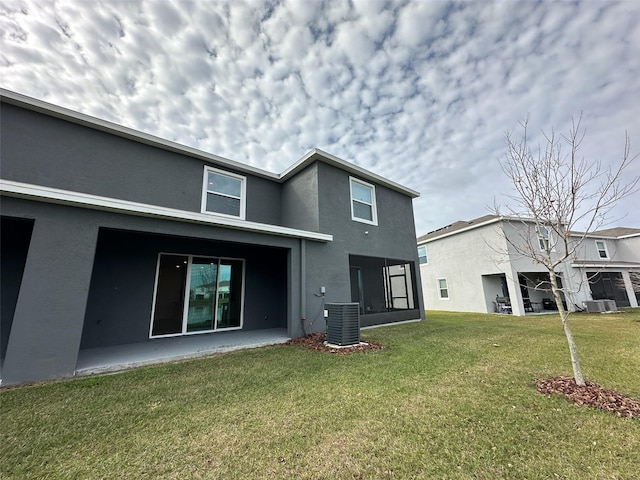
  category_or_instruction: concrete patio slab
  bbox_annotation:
[75,328,289,377]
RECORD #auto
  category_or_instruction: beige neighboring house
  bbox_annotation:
[417,215,640,316]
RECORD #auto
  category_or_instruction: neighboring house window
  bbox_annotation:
[595,240,609,259]
[202,167,246,219]
[437,278,449,299]
[418,246,427,264]
[151,253,244,337]
[538,226,551,251]
[350,177,378,225]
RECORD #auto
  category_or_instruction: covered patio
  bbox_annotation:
[482,272,567,316]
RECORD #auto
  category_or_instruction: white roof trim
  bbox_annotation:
[618,233,640,240]
[1,89,419,198]
[281,148,420,198]
[0,180,333,243]
[1,89,278,181]
[569,233,618,240]
[571,263,640,269]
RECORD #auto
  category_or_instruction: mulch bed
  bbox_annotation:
[286,332,383,355]
[536,376,640,419]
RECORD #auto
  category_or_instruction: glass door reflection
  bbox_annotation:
[186,257,218,332]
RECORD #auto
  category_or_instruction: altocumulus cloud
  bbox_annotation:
[1,0,639,234]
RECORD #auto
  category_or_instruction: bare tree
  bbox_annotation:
[497,115,638,386]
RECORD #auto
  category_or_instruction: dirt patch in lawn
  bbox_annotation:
[286,332,383,355]
[536,376,640,419]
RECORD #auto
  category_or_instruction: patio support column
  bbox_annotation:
[287,243,303,339]
[2,212,99,385]
[621,270,639,308]
[507,267,525,316]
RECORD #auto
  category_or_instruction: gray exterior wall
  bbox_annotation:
[1,103,282,225]
[281,162,320,232]
[301,162,425,327]
[0,197,301,385]
[1,96,423,385]
[1,203,100,384]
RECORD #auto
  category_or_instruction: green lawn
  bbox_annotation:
[2,310,639,479]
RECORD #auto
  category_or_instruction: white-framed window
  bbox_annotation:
[150,253,245,338]
[418,245,427,264]
[437,278,449,299]
[349,177,378,225]
[595,240,609,259]
[538,226,552,251]
[201,166,246,219]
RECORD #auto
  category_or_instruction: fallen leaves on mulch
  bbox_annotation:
[536,376,640,419]
[286,332,383,355]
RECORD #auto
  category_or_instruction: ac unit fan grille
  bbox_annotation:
[326,302,360,346]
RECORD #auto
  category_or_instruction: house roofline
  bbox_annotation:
[0,89,278,181]
[569,232,640,240]
[281,148,420,198]
[1,89,419,198]
[0,179,334,242]
[418,215,510,244]
[419,214,640,244]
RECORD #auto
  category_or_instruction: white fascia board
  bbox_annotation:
[569,232,618,240]
[571,263,640,269]
[568,231,640,240]
[0,180,333,243]
[280,148,420,198]
[0,89,278,181]
[618,233,640,239]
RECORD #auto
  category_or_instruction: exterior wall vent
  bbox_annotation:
[326,302,360,346]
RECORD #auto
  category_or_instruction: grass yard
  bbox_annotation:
[2,310,639,479]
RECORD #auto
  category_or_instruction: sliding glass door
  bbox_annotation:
[186,257,218,332]
[151,254,244,337]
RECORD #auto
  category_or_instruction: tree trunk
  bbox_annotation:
[549,272,586,386]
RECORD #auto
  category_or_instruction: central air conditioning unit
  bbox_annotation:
[584,300,618,313]
[325,302,360,346]
[584,300,606,313]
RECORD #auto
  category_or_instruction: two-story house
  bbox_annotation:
[417,215,639,316]
[0,90,424,386]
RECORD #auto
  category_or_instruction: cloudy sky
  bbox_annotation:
[2,0,639,236]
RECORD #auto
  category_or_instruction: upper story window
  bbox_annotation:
[350,177,378,225]
[595,240,609,259]
[418,246,427,264]
[537,226,551,251]
[202,166,246,219]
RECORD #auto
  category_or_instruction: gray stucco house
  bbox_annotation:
[0,90,424,386]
